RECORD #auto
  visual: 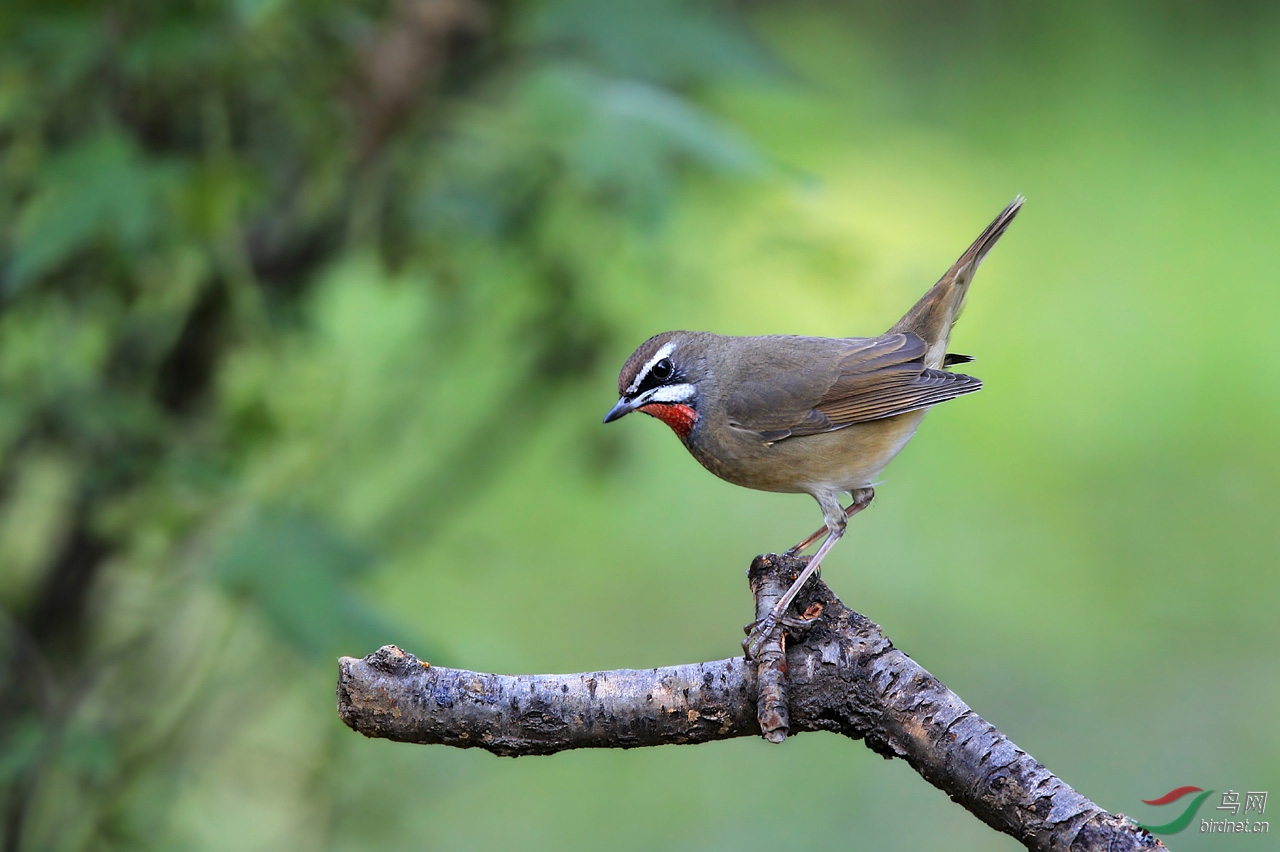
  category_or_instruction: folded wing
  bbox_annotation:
[726,333,981,442]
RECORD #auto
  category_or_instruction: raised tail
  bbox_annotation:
[889,194,1024,368]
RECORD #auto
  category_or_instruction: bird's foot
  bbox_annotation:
[743,603,825,660]
[742,613,780,660]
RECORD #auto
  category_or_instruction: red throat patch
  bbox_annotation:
[639,403,697,440]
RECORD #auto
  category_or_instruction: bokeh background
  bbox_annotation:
[2,1,1277,850]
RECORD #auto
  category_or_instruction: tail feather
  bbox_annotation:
[889,195,1024,368]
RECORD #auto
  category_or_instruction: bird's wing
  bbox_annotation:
[726,333,981,442]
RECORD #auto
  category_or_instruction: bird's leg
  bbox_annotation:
[785,487,875,556]
[785,524,827,557]
[747,487,874,660]
[745,524,844,659]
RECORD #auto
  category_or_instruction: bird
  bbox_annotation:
[603,195,1024,658]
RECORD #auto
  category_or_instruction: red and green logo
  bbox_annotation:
[1137,786,1213,834]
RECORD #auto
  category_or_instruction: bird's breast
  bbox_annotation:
[684,409,926,496]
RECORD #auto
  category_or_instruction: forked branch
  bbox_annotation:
[337,554,1163,852]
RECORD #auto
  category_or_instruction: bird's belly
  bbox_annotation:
[686,412,925,495]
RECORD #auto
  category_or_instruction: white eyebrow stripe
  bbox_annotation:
[646,383,695,403]
[626,341,677,395]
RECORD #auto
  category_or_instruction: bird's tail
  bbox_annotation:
[889,194,1024,369]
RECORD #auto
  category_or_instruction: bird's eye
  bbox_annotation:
[650,358,673,381]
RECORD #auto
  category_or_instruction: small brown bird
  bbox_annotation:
[604,196,1023,657]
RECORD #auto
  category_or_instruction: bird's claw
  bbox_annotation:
[743,613,781,660]
[779,614,816,631]
[744,602,826,659]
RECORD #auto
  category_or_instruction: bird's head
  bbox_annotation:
[603,331,705,440]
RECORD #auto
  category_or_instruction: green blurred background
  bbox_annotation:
[2,1,1277,849]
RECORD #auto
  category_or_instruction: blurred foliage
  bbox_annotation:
[2,1,1279,851]
[0,1,775,849]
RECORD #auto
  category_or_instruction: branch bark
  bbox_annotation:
[337,554,1164,852]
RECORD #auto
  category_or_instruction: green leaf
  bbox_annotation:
[526,0,783,87]
[8,132,182,289]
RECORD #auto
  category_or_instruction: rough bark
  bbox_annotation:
[337,553,1164,852]
[747,557,791,743]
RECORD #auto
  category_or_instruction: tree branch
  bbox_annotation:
[337,554,1163,852]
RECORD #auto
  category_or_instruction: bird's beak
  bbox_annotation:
[603,397,638,423]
